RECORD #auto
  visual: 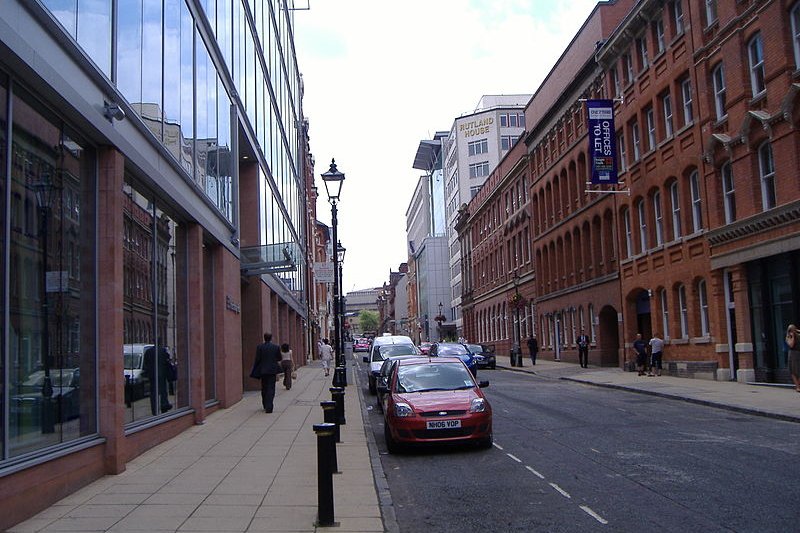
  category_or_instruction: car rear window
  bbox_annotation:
[436,344,469,355]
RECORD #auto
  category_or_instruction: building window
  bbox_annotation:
[623,207,633,258]
[792,3,800,69]
[654,18,666,54]
[705,0,718,26]
[645,106,656,151]
[748,33,766,96]
[637,199,647,253]
[637,37,648,70]
[660,289,670,340]
[501,135,516,151]
[698,279,710,336]
[588,304,596,343]
[611,67,621,96]
[618,131,628,172]
[681,77,693,125]
[469,161,490,179]
[678,284,688,339]
[758,141,776,210]
[631,120,641,161]
[673,0,685,35]
[662,93,674,138]
[689,170,703,232]
[468,138,488,156]
[721,161,736,224]
[624,54,634,84]
[711,63,726,120]
[670,181,682,239]
[653,190,664,246]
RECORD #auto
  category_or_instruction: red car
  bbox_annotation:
[418,342,433,355]
[379,357,492,453]
[354,338,370,352]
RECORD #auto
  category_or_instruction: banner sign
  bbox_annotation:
[586,99,618,185]
[314,262,334,284]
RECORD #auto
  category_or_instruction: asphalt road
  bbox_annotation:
[355,359,800,533]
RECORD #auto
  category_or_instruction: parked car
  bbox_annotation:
[378,357,492,453]
[418,342,433,355]
[430,342,478,376]
[466,343,496,370]
[354,338,370,352]
[10,368,81,423]
[365,336,420,394]
[375,354,426,412]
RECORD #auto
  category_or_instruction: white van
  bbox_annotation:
[124,343,152,400]
[364,334,419,394]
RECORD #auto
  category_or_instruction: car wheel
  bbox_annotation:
[490,361,496,370]
[384,423,401,454]
[368,376,376,395]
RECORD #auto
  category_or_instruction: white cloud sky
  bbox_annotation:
[294,0,600,293]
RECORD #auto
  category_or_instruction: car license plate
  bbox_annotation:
[426,419,461,430]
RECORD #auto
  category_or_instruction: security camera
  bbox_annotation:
[103,101,126,122]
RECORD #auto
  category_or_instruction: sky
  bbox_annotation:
[294,0,601,293]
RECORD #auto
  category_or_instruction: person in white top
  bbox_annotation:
[280,343,293,390]
[648,333,664,376]
[319,338,333,377]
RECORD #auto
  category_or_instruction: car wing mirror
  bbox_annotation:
[478,380,489,388]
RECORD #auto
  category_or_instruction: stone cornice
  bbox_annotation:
[707,201,800,246]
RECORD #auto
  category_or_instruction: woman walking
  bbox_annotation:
[280,343,293,390]
[786,324,800,393]
[320,338,333,377]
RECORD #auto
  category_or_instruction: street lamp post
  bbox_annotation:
[32,172,58,433]
[321,159,345,368]
[511,273,522,367]
[436,302,444,342]
[336,241,346,357]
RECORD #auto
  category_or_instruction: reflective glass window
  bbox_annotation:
[0,75,6,459]
[6,84,97,458]
[43,0,112,76]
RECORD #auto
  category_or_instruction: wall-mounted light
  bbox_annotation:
[103,100,125,122]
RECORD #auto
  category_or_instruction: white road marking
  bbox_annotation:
[507,453,522,463]
[591,448,601,454]
[617,408,628,413]
[525,466,545,479]
[549,483,571,499]
[493,443,504,450]
[580,505,608,524]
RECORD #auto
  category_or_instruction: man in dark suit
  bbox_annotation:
[252,332,282,413]
[143,340,172,415]
[577,328,590,368]
[527,335,538,365]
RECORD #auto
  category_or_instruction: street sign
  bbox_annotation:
[314,262,334,284]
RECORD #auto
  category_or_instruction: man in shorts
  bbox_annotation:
[633,333,648,376]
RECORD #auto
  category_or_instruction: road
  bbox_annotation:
[353,358,800,532]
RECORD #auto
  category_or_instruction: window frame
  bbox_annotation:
[653,190,664,246]
[689,170,703,232]
[758,141,776,210]
[670,181,682,239]
[678,284,689,339]
[792,3,800,70]
[712,63,726,121]
[698,279,710,337]
[645,106,656,151]
[662,92,674,138]
[631,120,641,162]
[623,207,633,258]
[654,18,666,54]
[705,0,718,27]
[673,0,685,35]
[660,289,670,340]
[721,161,736,224]
[748,33,766,97]
[618,131,628,172]
[681,77,693,126]
[637,199,647,253]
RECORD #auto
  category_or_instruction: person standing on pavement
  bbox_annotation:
[143,340,173,416]
[527,335,539,365]
[280,343,293,390]
[786,324,800,392]
[577,328,589,368]
[648,332,664,376]
[251,333,282,413]
[633,333,648,376]
[319,338,333,377]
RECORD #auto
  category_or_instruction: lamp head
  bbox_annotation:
[321,158,345,202]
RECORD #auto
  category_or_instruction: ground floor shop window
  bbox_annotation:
[122,177,189,423]
[1,79,97,459]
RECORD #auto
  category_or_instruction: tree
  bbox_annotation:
[359,310,379,333]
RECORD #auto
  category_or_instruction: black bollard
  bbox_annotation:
[330,387,346,426]
[313,423,337,527]
[334,365,347,387]
[321,400,340,445]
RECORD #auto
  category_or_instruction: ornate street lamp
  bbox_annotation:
[510,273,524,367]
[435,302,446,342]
[321,159,345,368]
[31,171,58,433]
[336,241,346,355]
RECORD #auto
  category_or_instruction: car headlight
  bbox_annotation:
[469,398,486,413]
[394,402,413,417]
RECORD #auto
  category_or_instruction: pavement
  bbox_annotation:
[10,356,800,532]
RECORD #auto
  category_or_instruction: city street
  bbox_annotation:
[356,359,800,532]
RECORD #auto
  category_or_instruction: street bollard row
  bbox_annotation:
[332,365,347,387]
[314,387,346,527]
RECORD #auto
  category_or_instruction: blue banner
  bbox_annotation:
[586,99,618,185]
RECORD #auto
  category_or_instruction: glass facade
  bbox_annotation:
[1,78,98,459]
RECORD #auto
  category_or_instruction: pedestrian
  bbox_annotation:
[527,335,539,365]
[633,333,648,376]
[319,338,333,377]
[648,332,664,376]
[280,343,293,390]
[786,324,800,393]
[250,332,282,413]
[577,328,589,368]
[143,339,173,416]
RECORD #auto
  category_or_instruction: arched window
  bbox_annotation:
[748,33,766,96]
[622,207,633,258]
[636,199,647,252]
[721,161,736,224]
[711,62,726,120]
[588,304,596,343]
[660,289,669,340]
[670,181,682,239]
[653,190,664,246]
[758,141,776,210]
[698,279,710,336]
[678,284,689,339]
[793,3,800,69]
[689,170,702,232]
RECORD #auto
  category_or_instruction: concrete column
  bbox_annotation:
[186,223,205,424]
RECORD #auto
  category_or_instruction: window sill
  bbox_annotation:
[670,338,690,345]
[691,336,712,345]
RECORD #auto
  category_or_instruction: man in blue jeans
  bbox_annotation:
[633,333,648,376]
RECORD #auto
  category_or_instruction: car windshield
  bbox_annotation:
[465,344,483,354]
[379,345,417,357]
[396,363,475,393]
[124,353,142,369]
[436,344,469,356]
